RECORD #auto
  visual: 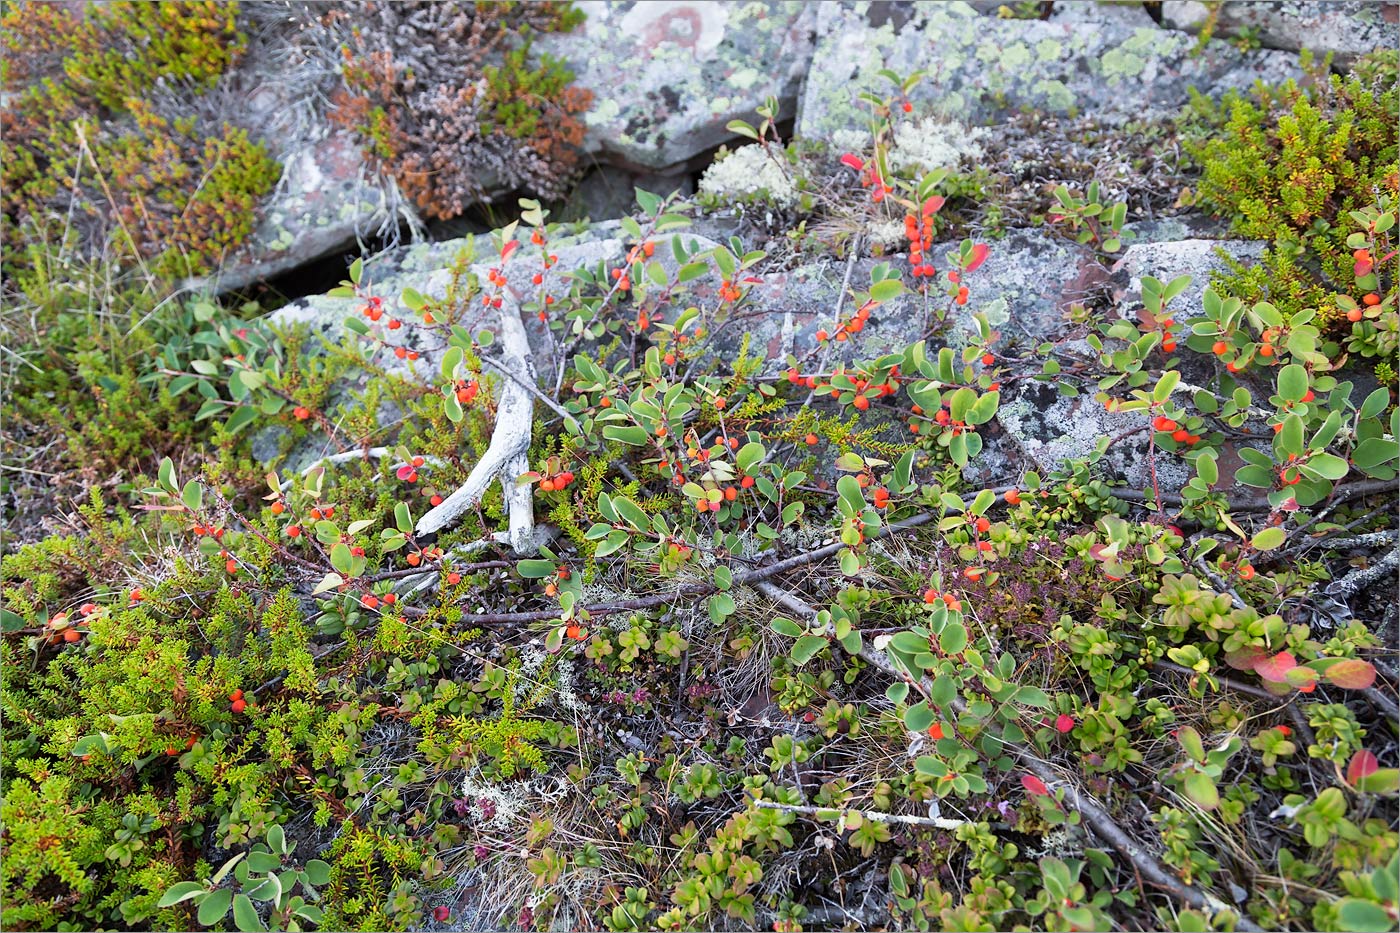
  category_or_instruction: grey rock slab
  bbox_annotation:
[194,132,406,295]
[797,0,1300,143]
[1160,1,1399,68]
[543,1,818,172]
[1110,238,1268,319]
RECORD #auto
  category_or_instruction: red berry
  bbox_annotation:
[434,906,451,923]
[446,572,461,585]
[362,594,379,609]
[853,395,870,411]
[231,698,247,714]
[1212,341,1229,356]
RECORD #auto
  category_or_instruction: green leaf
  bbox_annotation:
[1,608,26,633]
[736,442,765,474]
[939,622,968,655]
[348,257,363,285]
[302,860,332,887]
[613,496,650,533]
[329,543,354,576]
[836,475,865,515]
[904,702,935,732]
[1152,369,1180,403]
[1304,452,1349,481]
[707,592,737,623]
[224,406,259,435]
[869,279,904,302]
[158,882,208,907]
[198,889,233,926]
[1277,364,1308,403]
[790,634,827,666]
[602,425,650,446]
[233,893,263,932]
[594,529,630,557]
[517,559,556,579]
[1015,686,1051,709]
[1182,771,1219,809]
[1250,527,1286,551]
[1335,898,1396,932]
[713,566,733,591]
[886,682,909,704]
[1353,437,1399,470]
[771,617,803,638]
[181,480,203,512]
[1359,387,1392,420]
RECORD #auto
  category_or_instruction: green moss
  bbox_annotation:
[1187,57,1398,333]
[1,0,278,281]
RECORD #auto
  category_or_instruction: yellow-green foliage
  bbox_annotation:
[1188,56,1399,329]
[1,1,278,280]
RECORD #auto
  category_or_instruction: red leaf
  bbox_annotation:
[840,154,865,171]
[1348,749,1379,785]
[500,240,520,261]
[1021,774,1049,796]
[1254,651,1298,683]
[1324,659,1377,690]
[1055,714,1075,734]
[922,195,945,215]
[965,243,990,272]
[1224,646,1269,671]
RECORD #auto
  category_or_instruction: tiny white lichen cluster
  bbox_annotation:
[699,144,797,208]
[889,116,987,175]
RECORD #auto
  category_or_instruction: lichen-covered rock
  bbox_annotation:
[797,0,1300,143]
[541,1,818,171]
[1160,1,1399,68]
[199,132,406,294]
[1110,239,1268,319]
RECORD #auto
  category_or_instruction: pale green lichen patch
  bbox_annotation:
[699,144,798,208]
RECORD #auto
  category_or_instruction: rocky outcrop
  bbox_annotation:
[1160,1,1399,68]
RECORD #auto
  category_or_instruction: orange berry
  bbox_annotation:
[714,397,726,410]
[445,572,461,585]
[1212,341,1229,356]
[923,588,939,605]
[724,487,738,501]
[664,353,676,365]
[362,594,379,609]
[1348,308,1364,322]
[815,329,829,341]
[225,559,238,574]
[63,628,81,643]
[975,516,990,533]
[853,395,870,411]
[286,524,301,538]
[1171,429,1190,443]
[270,501,285,515]
[696,499,710,513]
[805,433,819,445]
[1259,344,1274,358]
[981,353,995,366]
[1239,564,1256,580]
[1363,293,1381,306]
[540,478,556,492]
[231,698,247,714]
[1003,489,1021,505]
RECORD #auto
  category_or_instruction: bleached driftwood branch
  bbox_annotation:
[414,294,540,554]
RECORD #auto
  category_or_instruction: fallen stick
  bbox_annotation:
[414,292,539,554]
[752,800,970,831]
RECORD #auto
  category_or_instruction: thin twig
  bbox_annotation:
[753,800,970,830]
